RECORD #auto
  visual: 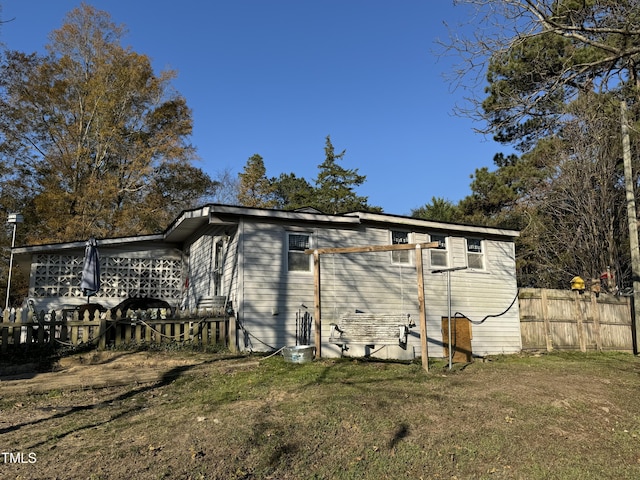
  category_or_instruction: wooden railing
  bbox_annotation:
[0,308,235,353]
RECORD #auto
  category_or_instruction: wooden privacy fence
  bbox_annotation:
[519,288,633,352]
[0,308,235,353]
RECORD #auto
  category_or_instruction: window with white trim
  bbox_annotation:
[287,233,312,272]
[466,238,484,269]
[391,230,411,264]
[429,234,448,268]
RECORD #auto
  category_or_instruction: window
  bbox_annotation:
[466,238,484,269]
[429,234,448,267]
[288,233,311,272]
[391,230,410,264]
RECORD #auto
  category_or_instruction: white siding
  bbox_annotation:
[232,219,521,360]
[223,229,240,313]
[20,207,520,360]
[185,226,238,311]
[425,238,521,358]
[236,220,316,350]
[185,234,212,309]
[314,228,519,360]
[317,226,421,359]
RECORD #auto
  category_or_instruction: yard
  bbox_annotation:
[1,348,639,479]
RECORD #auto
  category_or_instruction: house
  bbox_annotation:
[13,204,521,360]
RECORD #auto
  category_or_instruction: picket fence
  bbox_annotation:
[0,307,235,353]
[519,288,633,353]
[3,289,634,355]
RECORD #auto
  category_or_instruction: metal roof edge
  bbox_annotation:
[348,211,520,238]
[15,205,518,254]
[207,204,361,224]
[13,234,166,254]
[162,205,211,240]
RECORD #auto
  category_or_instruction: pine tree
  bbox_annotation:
[271,173,315,210]
[237,154,276,208]
[314,136,374,214]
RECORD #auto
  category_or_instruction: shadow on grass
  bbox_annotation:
[388,422,410,450]
[7,352,479,456]
[1,353,248,448]
[0,343,69,376]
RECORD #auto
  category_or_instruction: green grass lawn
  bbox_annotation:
[2,351,640,479]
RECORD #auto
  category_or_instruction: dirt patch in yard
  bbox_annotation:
[0,351,248,394]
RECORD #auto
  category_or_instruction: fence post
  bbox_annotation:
[59,310,68,343]
[145,320,152,343]
[135,321,142,343]
[219,318,227,345]
[1,309,8,354]
[202,320,210,345]
[11,316,20,346]
[124,321,132,345]
[99,318,106,349]
[590,293,602,352]
[573,292,587,352]
[540,289,553,352]
[36,311,45,345]
[228,316,237,352]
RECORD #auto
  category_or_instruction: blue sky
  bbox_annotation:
[0,1,504,215]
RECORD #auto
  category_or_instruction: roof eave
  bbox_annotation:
[347,211,520,238]
[208,204,361,224]
[12,234,166,255]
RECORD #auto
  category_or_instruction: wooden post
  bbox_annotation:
[1,309,9,353]
[220,318,227,346]
[145,320,152,344]
[99,317,107,350]
[11,321,20,346]
[115,323,122,347]
[163,323,170,344]
[71,322,79,346]
[26,321,34,344]
[1,322,8,354]
[574,292,587,352]
[124,323,132,344]
[37,318,45,344]
[541,289,553,352]
[621,100,640,354]
[591,293,602,352]
[416,244,429,371]
[228,316,237,352]
[135,322,143,343]
[198,319,211,345]
[313,250,322,358]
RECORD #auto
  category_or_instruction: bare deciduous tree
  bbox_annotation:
[442,0,640,289]
[525,94,630,288]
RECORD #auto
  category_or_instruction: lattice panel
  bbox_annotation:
[32,254,183,300]
[32,255,84,298]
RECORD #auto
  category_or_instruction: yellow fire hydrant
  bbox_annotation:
[570,276,585,293]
